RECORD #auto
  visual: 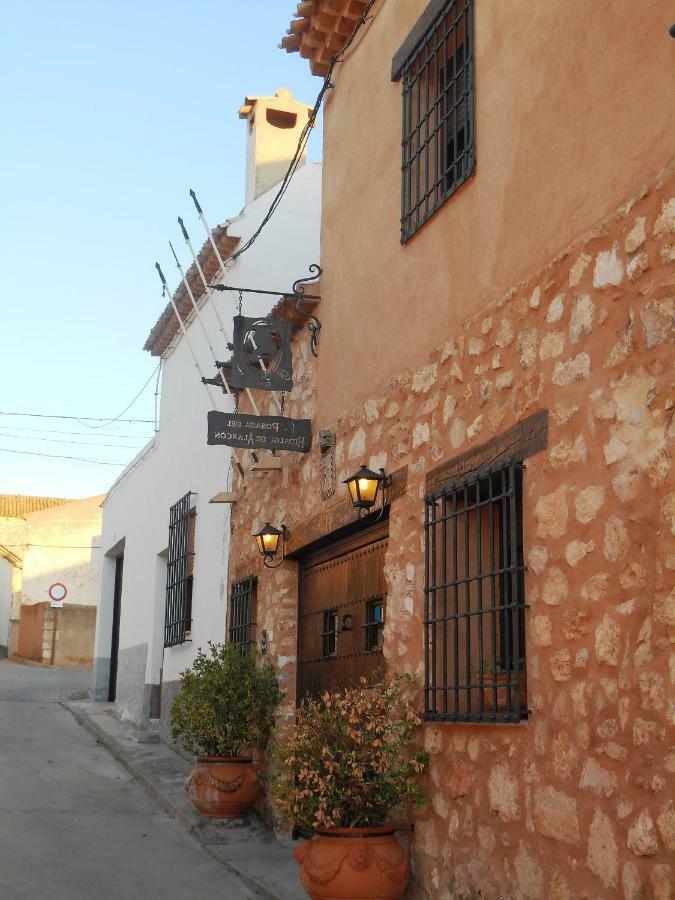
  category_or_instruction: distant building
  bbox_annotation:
[0,494,103,666]
[92,89,322,735]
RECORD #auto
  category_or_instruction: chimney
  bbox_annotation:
[238,88,313,206]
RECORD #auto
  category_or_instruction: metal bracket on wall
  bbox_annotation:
[209,264,323,357]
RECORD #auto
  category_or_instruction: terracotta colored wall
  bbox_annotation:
[315,0,675,424]
[228,171,674,898]
[52,604,96,669]
[17,602,46,662]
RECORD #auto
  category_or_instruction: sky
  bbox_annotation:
[0,0,322,499]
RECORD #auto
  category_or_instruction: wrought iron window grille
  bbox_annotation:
[164,492,196,648]
[229,575,257,652]
[423,458,528,723]
[395,0,475,242]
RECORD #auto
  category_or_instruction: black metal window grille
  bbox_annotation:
[322,608,339,658]
[229,575,257,651]
[363,597,385,651]
[164,492,196,648]
[399,0,475,242]
[424,459,527,723]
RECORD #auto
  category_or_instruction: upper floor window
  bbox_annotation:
[393,0,475,242]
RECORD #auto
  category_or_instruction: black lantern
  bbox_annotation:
[343,466,390,511]
[254,522,287,568]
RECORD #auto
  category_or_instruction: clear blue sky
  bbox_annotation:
[0,0,322,499]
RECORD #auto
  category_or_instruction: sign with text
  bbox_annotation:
[207,410,312,454]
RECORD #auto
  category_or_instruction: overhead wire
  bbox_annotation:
[76,362,161,429]
[0,433,145,449]
[222,0,378,268]
[0,412,154,424]
[0,447,127,466]
[0,425,153,439]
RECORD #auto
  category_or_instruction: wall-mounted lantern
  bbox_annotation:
[343,465,391,513]
[254,522,288,568]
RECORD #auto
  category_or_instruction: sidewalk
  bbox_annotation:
[62,700,305,900]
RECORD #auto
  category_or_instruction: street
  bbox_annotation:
[0,685,254,899]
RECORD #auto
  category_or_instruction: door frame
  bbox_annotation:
[108,554,123,702]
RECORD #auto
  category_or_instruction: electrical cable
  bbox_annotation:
[0,412,154,424]
[0,433,145,449]
[76,362,161,429]
[2,543,101,550]
[202,1,378,271]
[0,447,127,466]
[0,425,153,439]
[153,359,162,433]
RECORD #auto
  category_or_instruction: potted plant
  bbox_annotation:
[272,673,428,900]
[170,641,282,819]
[474,659,527,712]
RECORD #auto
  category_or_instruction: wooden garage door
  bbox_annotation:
[298,520,388,700]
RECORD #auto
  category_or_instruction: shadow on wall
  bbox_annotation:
[16,602,96,669]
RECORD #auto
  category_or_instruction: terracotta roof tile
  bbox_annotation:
[280,0,369,77]
[144,226,240,357]
[0,495,71,519]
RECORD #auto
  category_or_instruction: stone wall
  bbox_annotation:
[228,167,674,898]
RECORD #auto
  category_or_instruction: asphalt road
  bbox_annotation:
[0,659,91,701]
[0,699,254,899]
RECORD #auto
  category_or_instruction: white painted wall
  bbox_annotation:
[20,496,104,608]
[93,160,321,722]
[0,557,12,655]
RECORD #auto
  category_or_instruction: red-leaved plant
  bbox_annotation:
[272,673,428,830]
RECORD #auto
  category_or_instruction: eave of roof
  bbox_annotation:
[144,226,241,357]
[0,543,22,567]
[279,0,369,77]
[0,495,72,519]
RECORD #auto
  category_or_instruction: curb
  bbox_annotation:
[61,702,290,900]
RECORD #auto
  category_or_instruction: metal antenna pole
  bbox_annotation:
[155,263,245,477]
[177,218,282,416]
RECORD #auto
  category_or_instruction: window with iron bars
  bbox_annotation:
[424,459,527,723]
[164,492,196,648]
[229,575,257,652]
[393,0,475,242]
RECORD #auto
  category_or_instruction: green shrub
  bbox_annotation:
[170,641,282,757]
[272,673,428,830]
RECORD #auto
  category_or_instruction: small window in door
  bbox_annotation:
[322,608,339,658]
[364,596,385,651]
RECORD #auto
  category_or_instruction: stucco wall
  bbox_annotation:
[93,162,322,725]
[228,170,674,898]
[19,496,103,608]
[315,0,675,423]
[0,557,12,656]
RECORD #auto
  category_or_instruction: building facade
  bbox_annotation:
[92,89,322,733]
[226,3,674,898]
[0,494,103,666]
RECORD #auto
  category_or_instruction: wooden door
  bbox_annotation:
[297,521,388,700]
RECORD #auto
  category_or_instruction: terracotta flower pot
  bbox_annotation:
[185,756,260,818]
[483,672,527,713]
[294,826,409,900]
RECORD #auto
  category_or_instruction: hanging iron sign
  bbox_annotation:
[228,315,292,392]
[207,410,311,454]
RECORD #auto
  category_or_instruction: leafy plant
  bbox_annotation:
[170,641,282,757]
[272,673,428,830]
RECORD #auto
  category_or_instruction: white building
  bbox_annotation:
[92,89,321,731]
[0,494,103,665]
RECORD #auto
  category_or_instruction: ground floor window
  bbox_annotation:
[424,459,527,722]
[164,492,196,648]
[228,575,257,652]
